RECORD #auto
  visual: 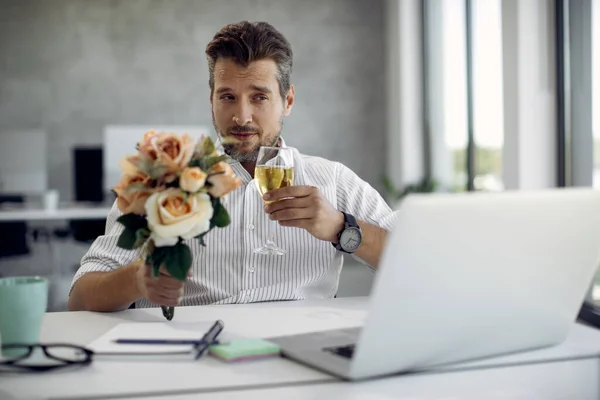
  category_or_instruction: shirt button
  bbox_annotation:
[249,267,255,273]
[248,223,255,230]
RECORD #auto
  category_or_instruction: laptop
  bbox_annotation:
[268,188,600,380]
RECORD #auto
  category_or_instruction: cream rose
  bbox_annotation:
[180,167,207,193]
[207,162,243,198]
[145,189,213,247]
[138,132,195,174]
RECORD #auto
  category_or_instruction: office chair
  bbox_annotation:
[0,194,30,258]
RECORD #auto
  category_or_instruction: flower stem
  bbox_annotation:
[161,305,175,321]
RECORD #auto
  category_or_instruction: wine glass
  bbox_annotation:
[253,146,294,255]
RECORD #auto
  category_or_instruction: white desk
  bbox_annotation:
[0,204,112,221]
[1,297,599,400]
[107,358,600,400]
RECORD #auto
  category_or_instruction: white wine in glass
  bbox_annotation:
[255,166,294,198]
[253,146,294,255]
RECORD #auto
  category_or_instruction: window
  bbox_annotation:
[424,0,504,192]
[588,0,600,306]
[442,0,469,192]
[594,0,600,189]
[557,0,600,323]
[471,0,504,191]
[426,0,600,325]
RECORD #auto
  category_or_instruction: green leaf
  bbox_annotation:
[381,175,400,199]
[195,228,212,246]
[188,158,201,169]
[148,245,168,279]
[204,155,229,170]
[128,155,166,180]
[117,227,138,250]
[134,228,150,248]
[191,196,230,246]
[381,175,440,201]
[211,199,230,228]
[196,233,206,246]
[144,250,161,279]
[124,182,150,193]
[149,243,192,281]
[116,215,149,250]
[201,137,216,156]
[162,242,193,281]
[147,163,171,181]
[117,214,148,231]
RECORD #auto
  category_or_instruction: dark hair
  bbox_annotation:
[205,21,293,99]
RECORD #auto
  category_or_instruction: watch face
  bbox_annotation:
[340,227,362,252]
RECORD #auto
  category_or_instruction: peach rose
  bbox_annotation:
[207,162,243,198]
[180,167,207,193]
[113,170,155,215]
[145,189,214,247]
[143,129,159,141]
[138,131,195,174]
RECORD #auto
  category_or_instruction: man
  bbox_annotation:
[68,21,396,312]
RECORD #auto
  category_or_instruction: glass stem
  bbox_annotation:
[267,210,276,245]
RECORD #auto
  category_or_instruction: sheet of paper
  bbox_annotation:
[87,321,242,354]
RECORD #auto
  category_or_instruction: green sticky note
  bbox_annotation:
[209,339,281,362]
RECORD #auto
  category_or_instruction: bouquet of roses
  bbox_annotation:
[112,130,242,320]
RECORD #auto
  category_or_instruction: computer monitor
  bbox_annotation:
[0,129,47,195]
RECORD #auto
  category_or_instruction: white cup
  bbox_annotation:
[43,190,59,211]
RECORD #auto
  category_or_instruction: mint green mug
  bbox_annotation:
[0,276,48,356]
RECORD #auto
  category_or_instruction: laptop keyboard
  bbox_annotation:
[323,344,355,358]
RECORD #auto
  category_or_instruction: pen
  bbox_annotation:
[113,339,204,345]
[112,319,225,357]
[194,320,225,360]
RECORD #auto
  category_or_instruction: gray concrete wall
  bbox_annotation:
[0,0,387,201]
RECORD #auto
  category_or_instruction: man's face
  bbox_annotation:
[211,58,294,163]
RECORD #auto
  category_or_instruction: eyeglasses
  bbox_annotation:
[0,343,93,372]
[0,320,225,373]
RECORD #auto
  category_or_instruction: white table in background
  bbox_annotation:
[0,203,112,221]
[0,203,112,286]
[1,297,599,400]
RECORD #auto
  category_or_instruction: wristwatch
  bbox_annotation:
[332,212,363,254]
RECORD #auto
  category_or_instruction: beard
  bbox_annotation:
[212,112,284,163]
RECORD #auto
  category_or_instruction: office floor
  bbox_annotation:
[0,238,375,312]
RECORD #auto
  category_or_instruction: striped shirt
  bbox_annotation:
[71,139,397,308]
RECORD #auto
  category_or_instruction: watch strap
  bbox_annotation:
[332,212,360,253]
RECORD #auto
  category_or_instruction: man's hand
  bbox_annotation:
[135,263,189,307]
[263,186,344,243]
